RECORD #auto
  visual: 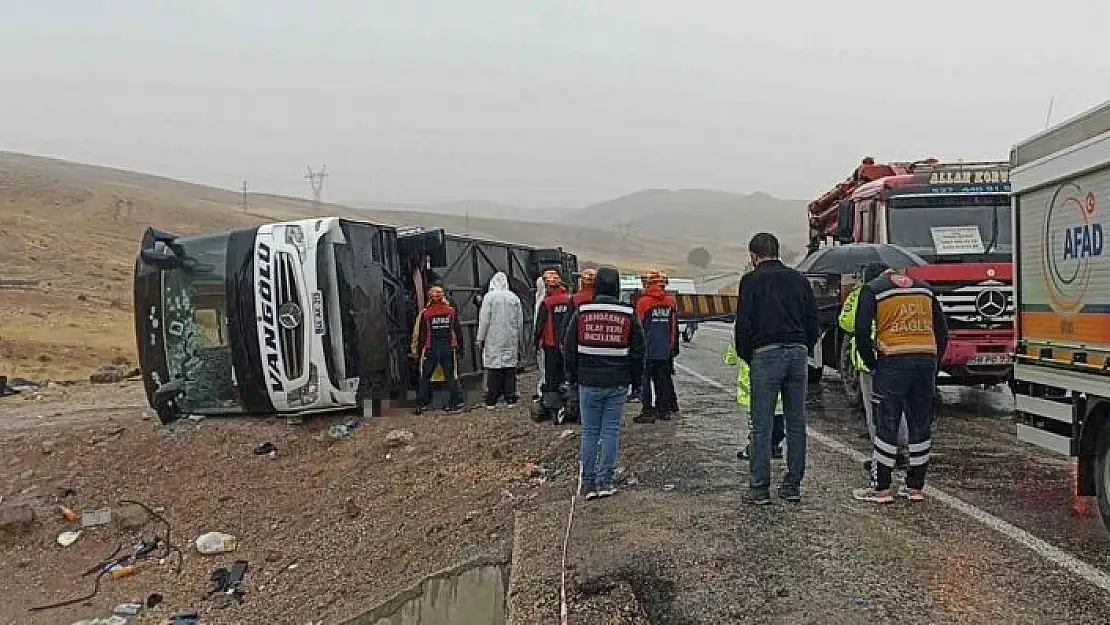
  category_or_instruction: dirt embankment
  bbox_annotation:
[0,374,588,625]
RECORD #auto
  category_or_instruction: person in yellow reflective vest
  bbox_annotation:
[840,263,908,469]
[724,344,785,460]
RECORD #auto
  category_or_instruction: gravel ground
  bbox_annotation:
[8,334,1110,624]
[542,332,1110,624]
[0,374,580,625]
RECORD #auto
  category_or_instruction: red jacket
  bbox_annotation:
[636,285,678,359]
[415,301,464,353]
[535,288,572,349]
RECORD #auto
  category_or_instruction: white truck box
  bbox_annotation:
[1011,99,1110,530]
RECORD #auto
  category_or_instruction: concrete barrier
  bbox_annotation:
[341,557,509,625]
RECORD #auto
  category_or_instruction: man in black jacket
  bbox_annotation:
[563,266,645,500]
[734,233,819,504]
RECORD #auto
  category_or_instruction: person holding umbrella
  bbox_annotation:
[839,263,910,470]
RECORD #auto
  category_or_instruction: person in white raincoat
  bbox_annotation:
[477,272,524,408]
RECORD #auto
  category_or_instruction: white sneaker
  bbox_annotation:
[852,487,894,503]
[898,485,925,502]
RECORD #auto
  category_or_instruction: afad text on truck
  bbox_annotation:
[803,157,1015,410]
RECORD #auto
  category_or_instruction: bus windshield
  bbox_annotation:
[887,194,1012,262]
[159,232,245,413]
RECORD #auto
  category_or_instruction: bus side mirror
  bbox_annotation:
[141,242,185,270]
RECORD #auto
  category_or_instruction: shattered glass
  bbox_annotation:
[161,233,245,413]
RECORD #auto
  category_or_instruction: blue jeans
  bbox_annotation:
[578,385,626,491]
[872,356,937,490]
[749,345,808,493]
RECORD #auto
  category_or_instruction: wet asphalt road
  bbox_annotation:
[569,323,1110,624]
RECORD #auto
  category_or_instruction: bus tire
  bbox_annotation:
[1096,421,1110,533]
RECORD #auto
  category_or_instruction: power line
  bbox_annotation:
[305,165,327,205]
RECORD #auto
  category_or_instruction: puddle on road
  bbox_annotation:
[341,559,508,625]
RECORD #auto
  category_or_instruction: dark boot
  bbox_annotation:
[633,411,656,424]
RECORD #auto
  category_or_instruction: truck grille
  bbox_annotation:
[275,252,306,381]
[934,282,1014,329]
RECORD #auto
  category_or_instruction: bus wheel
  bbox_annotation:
[1096,422,1110,532]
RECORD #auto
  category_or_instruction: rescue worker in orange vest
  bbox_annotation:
[411,286,465,414]
[533,270,573,421]
[851,271,948,503]
[571,268,597,308]
[634,269,680,423]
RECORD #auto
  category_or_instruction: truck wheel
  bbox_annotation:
[839,340,862,408]
[682,326,695,343]
[1096,422,1110,532]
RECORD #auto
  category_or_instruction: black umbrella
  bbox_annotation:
[794,243,927,274]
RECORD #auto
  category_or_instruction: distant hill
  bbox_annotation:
[346,199,569,223]
[557,189,809,255]
[0,152,749,380]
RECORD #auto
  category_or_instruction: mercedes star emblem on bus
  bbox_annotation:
[278,302,303,330]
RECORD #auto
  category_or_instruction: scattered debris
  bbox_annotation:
[559,428,577,439]
[195,531,238,555]
[89,365,130,384]
[57,530,82,547]
[81,507,112,527]
[0,502,36,530]
[58,505,79,523]
[168,611,200,625]
[330,419,361,439]
[42,439,56,454]
[253,441,277,456]
[0,375,44,397]
[113,602,144,616]
[663,484,676,492]
[19,468,34,481]
[384,428,414,447]
[146,593,164,608]
[208,560,249,605]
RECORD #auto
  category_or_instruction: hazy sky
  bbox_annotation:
[3,1,1109,208]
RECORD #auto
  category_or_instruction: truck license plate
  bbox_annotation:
[967,354,1011,367]
[311,291,325,335]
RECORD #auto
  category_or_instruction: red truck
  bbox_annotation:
[805,158,1014,405]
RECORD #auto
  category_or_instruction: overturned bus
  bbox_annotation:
[133,218,576,423]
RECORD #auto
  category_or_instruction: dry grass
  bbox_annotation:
[0,152,745,380]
